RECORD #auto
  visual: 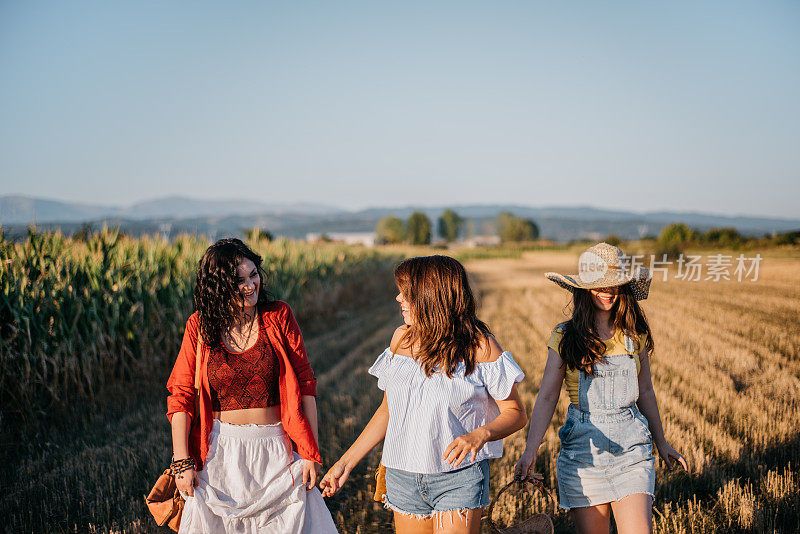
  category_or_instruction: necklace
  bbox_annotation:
[227,310,257,352]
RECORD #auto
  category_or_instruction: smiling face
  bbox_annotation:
[395,290,413,326]
[236,258,260,308]
[589,285,620,312]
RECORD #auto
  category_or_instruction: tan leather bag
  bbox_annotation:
[373,462,387,502]
[145,333,203,531]
[145,468,185,531]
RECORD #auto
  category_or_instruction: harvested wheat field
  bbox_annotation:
[467,250,800,533]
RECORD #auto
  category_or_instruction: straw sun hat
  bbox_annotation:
[545,242,652,301]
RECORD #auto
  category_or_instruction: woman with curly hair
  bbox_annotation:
[166,238,338,533]
[319,255,528,534]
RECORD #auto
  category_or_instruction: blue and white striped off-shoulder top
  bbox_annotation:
[368,347,525,474]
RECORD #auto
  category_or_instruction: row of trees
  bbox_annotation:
[374,210,539,245]
[495,212,539,242]
[655,222,800,257]
[375,212,434,245]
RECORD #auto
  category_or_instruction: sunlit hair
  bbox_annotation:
[391,255,491,378]
[194,238,274,350]
[559,283,654,374]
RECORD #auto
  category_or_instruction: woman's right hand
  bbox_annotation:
[319,460,353,497]
[175,467,197,497]
[513,447,538,482]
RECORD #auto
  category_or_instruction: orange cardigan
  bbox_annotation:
[166,300,321,470]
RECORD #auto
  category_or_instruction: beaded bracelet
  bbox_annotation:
[171,464,195,475]
[172,465,194,476]
[172,465,194,475]
[170,457,196,475]
[171,458,195,469]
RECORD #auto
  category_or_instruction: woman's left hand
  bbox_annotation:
[302,460,323,490]
[656,440,688,471]
[443,429,489,468]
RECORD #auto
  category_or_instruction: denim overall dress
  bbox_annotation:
[556,334,655,510]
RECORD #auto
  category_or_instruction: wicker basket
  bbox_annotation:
[486,475,556,534]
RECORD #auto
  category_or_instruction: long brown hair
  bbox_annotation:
[392,255,491,378]
[559,283,654,374]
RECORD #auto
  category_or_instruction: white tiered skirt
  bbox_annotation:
[179,420,338,534]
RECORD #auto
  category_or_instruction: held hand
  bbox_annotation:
[175,467,197,497]
[513,448,538,482]
[443,429,489,468]
[656,440,688,471]
[302,460,323,490]
[319,460,353,497]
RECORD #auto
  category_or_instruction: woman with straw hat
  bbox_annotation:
[513,243,686,534]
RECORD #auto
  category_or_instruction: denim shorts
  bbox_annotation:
[383,459,491,519]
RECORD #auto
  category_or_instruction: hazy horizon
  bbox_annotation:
[4,193,800,223]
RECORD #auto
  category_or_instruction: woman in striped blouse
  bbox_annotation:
[319,255,528,534]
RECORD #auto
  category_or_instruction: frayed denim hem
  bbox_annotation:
[381,494,435,520]
[381,494,485,529]
[558,491,655,511]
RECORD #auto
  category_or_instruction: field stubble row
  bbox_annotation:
[466,251,800,533]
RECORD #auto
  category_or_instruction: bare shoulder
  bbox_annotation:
[390,325,410,348]
[475,334,504,363]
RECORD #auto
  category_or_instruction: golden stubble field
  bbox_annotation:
[466,251,800,533]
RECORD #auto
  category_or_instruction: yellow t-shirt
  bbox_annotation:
[547,325,648,406]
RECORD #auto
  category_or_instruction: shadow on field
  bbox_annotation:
[0,377,172,532]
[653,431,800,533]
[0,299,401,533]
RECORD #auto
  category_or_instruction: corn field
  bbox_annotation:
[0,228,400,431]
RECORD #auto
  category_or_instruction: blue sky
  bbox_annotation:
[1,1,798,217]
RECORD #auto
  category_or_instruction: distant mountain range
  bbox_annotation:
[2,195,798,242]
[0,195,343,224]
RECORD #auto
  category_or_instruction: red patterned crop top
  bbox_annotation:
[207,327,281,411]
